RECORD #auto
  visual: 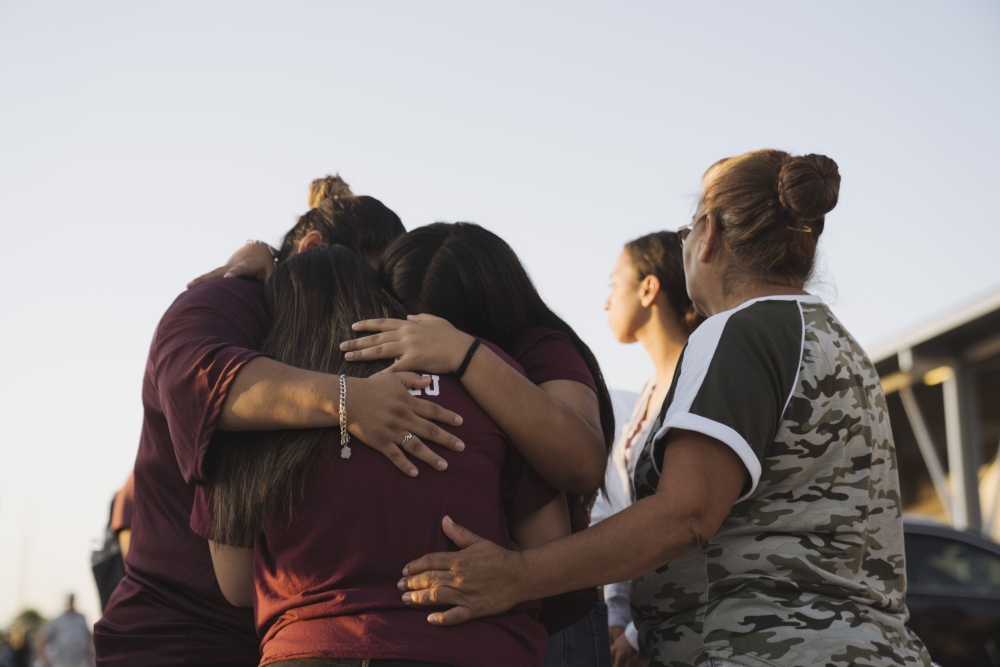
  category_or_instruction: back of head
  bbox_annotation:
[212,246,406,545]
[380,222,616,455]
[379,222,535,348]
[278,196,405,265]
[624,231,702,334]
[702,149,840,286]
[307,173,354,208]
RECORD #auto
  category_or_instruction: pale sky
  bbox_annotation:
[1,0,998,627]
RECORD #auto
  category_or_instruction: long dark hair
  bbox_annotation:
[210,246,407,547]
[379,222,616,458]
[277,196,405,265]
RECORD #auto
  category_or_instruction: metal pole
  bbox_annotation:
[899,386,951,521]
[942,364,983,532]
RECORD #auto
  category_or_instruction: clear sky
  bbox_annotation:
[1,0,998,627]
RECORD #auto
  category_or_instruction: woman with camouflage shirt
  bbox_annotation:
[398,149,933,667]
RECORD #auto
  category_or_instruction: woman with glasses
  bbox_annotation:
[396,150,933,667]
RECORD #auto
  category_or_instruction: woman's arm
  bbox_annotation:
[188,242,277,288]
[208,541,254,607]
[341,315,607,494]
[397,429,746,625]
[219,357,466,477]
[508,494,572,551]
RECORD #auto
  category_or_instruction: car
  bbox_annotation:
[904,518,1000,667]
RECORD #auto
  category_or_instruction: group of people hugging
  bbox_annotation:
[93,149,934,667]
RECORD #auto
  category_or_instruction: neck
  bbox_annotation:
[635,307,687,385]
[707,280,808,317]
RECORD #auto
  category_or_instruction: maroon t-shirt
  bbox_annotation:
[94,279,269,667]
[508,326,601,634]
[190,360,557,667]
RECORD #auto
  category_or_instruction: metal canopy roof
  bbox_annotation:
[871,286,1000,375]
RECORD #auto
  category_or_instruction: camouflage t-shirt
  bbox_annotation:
[630,296,932,667]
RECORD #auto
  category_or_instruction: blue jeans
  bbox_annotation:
[545,601,612,667]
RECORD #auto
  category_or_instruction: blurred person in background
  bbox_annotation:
[592,231,700,666]
[6,610,44,667]
[342,222,616,667]
[396,150,934,667]
[38,595,93,667]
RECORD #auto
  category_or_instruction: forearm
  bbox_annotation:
[218,357,338,431]
[513,493,703,603]
[461,347,605,494]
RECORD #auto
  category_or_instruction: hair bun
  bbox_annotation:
[308,174,354,208]
[777,154,840,221]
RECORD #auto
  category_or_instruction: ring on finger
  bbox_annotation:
[401,432,414,446]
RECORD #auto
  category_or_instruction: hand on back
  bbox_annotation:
[341,314,474,375]
[188,242,276,288]
[347,372,466,477]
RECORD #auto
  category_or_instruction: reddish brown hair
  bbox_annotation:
[701,149,840,286]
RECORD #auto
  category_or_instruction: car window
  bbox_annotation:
[905,533,1000,591]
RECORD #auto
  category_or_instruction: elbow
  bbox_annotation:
[558,419,608,496]
[648,502,721,566]
[665,512,717,560]
[560,447,606,496]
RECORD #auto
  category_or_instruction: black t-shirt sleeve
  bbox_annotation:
[649,300,804,500]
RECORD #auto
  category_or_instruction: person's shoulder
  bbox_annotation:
[163,278,267,321]
[176,277,265,306]
[509,326,580,363]
[512,325,570,350]
[690,298,804,351]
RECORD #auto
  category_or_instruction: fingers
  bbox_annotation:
[441,515,481,549]
[413,398,463,428]
[401,434,448,471]
[340,331,399,353]
[375,442,419,478]
[402,551,460,577]
[343,341,403,362]
[387,372,432,390]
[187,266,228,288]
[351,318,407,333]
[224,260,273,283]
[409,416,465,451]
[397,570,455,592]
[428,607,475,626]
[401,586,466,608]
[406,313,443,323]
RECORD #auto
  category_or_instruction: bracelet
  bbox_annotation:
[246,239,280,265]
[339,374,352,459]
[454,338,482,380]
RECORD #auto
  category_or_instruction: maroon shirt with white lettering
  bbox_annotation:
[509,327,601,634]
[190,359,557,667]
[94,279,269,667]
